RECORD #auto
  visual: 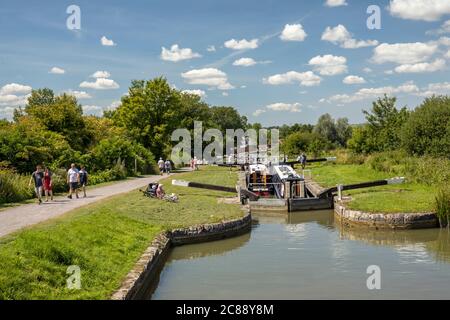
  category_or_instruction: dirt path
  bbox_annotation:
[0,175,169,238]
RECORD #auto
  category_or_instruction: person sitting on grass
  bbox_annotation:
[156,183,165,199]
[29,165,44,205]
[67,163,79,199]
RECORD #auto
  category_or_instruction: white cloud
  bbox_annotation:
[65,90,92,99]
[181,68,234,90]
[207,45,216,52]
[49,67,65,74]
[0,83,32,95]
[427,20,450,35]
[181,89,207,98]
[266,102,301,112]
[222,92,229,97]
[82,105,103,116]
[343,75,366,84]
[80,78,120,90]
[263,71,322,87]
[0,83,31,110]
[253,109,266,117]
[394,58,446,73]
[308,54,348,76]
[321,24,378,49]
[388,0,450,22]
[363,67,373,73]
[327,81,419,104]
[91,71,111,78]
[101,36,116,46]
[280,24,307,42]
[160,44,202,62]
[233,57,257,67]
[416,81,450,96]
[372,42,438,64]
[446,50,450,59]
[224,38,259,50]
[325,0,348,7]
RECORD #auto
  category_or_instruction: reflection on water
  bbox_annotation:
[151,210,450,300]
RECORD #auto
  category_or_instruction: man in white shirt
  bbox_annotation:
[67,163,80,199]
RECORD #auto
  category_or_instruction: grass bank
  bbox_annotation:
[0,166,242,300]
[309,163,436,214]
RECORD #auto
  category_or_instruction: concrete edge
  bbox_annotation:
[334,198,438,230]
[111,212,252,300]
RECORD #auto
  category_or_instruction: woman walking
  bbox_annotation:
[43,166,53,202]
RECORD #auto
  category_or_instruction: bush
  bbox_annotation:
[435,187,450,227]
[0,170,33,204]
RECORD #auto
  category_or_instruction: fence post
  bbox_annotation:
[337,184,343,201]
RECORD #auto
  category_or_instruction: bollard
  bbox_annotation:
[337,184,343,201]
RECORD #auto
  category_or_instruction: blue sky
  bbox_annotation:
[1,0,450,125]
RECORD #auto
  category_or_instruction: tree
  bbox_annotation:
[25,90,88,150]
[401,95,450,157]
[362,95,409,151]
[210,106,248,133]
[112,77,182,157]
[335,117,352,147]
[313,113,337,144]
[281,131,327,158]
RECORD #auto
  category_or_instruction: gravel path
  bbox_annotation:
[0,175,168,238]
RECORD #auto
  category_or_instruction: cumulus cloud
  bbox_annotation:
[394,58,446,73]
[388,0,450,22]
[416,81,450,96]
[363,67,373,73]
[327,81,419,104]
[160,44,202,62]
[181,89,207,98]
[101,36,116,46]
[91,71,111,78]
[64,90,92,99]
[325,0,348,7]
[49,67,65,74]
[181,68,234,90]
[266,102,301,113]
[372,42,438,64]
[0,83,32,115]
[233,58,257,67]
[0,83,32,95]
[253,109,266,117]
[82,105,103,116]
[308,54,348,76]
[446,50,450,59]
[343,75,366,84]
[224,38,259,50]
[321,24,378,49]
[80,78,119,90]
[427,20,450,35]
[280,24,307,42]
[263,71,322,87]
[207,45,216,52]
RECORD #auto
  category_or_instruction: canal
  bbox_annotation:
[151,211,450,299]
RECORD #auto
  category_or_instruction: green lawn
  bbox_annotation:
[0,166,242,300]
[310,163,436,214]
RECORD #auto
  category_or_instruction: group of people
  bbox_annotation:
[157,158,172,175]
[29,163,88,205]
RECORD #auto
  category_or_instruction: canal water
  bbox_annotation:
[151,211,450,299]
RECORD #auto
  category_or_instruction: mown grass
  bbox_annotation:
[0,166,242,300]
[310,163,436,214]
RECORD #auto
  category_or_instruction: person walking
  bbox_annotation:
[158,157,165,175]
[164,159,172,175]
[43,166,53,202]
[67,163,79,199]
[79,165,88,198]
[29,165,44,205]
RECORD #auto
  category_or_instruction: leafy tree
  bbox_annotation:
[210,106,248,133]
[362,95,409,151]
[313,113,337,144]
[401,95,450,157]
[282,131,327,158]
[335,117,352,147]
[113,77,181,157]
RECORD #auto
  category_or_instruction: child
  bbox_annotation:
[43,166,53,202]
[79,165,88,198]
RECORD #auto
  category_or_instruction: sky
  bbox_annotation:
[1,0,450,126]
